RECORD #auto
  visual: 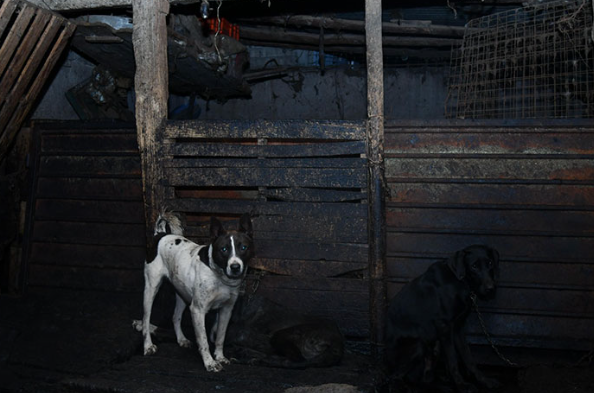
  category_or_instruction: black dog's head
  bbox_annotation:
[209,214,254,280]
[447,245,500,299]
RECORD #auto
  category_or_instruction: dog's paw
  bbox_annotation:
[216,356,231,365]
[144,344,158,356]
[132,320,142,331]
[177,338,192,349]
[205,360,224,372]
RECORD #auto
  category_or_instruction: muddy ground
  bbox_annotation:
[1,289,593,393]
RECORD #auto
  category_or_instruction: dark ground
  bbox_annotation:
[1,289,593,393]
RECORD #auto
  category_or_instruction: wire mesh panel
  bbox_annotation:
[446,0,594,119]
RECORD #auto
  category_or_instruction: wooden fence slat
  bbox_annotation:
[29,243,145,269]
[256,239,368,263]
[27,265,143,292]
[34,199,145,223]
[166,167,367,188]
[36,177,143,199]
[170,197,368,218]
[259,187,366,202]
[166,157,366,169]
[166,140,366,158]
[165,119,366,140]
[252,257,366,278]
[0,4,38,90]
[41,134,139,153]
[39,156,141,177]
[0,0,18,38]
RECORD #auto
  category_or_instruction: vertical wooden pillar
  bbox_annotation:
[132,0,169,240]
[365,0,387,359]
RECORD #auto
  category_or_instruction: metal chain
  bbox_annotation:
[246,268,266,304]
[471,292,519,367]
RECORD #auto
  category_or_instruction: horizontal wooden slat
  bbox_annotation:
[184,215,368,244]
[387,233,594,264]
[387,258,594,290]
[34,199,145,223]
[36,178,143,199]
[388,182,594,207]
[169,198,368,218]
[387,207,594,236]
[41,133,139,154]
[261,187,366,203]
[166,157,366,169]
[257,239,368,263]
[386,157,594,181]
[165,141,366,158]
[386,130,594,155]
[27,264,143,292]
[32,221,146,246]
[39,156,141,177]
[388,283,594,318]
[251,258,366,278]
[165,119,366,140]
[29,243,145,269]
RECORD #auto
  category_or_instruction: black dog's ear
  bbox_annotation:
[238,213,253,238]
[210,217,226,240]
[447,250,466,280]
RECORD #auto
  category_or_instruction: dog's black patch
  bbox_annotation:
[147,233,167,263]
[198,246,210,267]
[175,239,181,245]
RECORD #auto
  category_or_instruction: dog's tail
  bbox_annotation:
[154,210,184,236]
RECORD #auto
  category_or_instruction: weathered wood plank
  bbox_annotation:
[36,178,143,199]
[39,156,141,176]
[0,3,35,77]
[0,12,56,131]
[32,221,146,246]
[386,207,594,236]
[165,119,366,140]
[183,215,368,244]
[388,182,594,207]
[387,233,594,264]
[386,130,594,155]
[29,243,145,269]
[256,239,368,263]
[166,167,367,188]
[0,0,18,38]
[166,157,366,169]
[27,264,143,292]
[35,199,145,223]
[260,187,367,203]
[251,257,366,278]
[169,198,368,218]
[41,134,139,153]
[165,141,366,158]
[386,157,594,181]
[387,257,594,290]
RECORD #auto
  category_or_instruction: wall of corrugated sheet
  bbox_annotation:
[385,120,594,352]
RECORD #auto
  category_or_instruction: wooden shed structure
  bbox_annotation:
[1,0,593,384]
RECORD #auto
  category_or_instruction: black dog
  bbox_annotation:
[384,245,501,393]
[225,294,344,369]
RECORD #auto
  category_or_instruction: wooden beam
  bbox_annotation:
[239,15,466,37]
[366,0,387,359]
[25,0,222,11]
[132,0,169,240]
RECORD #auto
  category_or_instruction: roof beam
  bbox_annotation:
[25,0,202,12]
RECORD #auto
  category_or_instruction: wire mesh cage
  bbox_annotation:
[445,0,594,119]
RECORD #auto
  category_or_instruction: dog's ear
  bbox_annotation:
[238,213,253,238]
[210,217,226,240]
[447,250,466,280]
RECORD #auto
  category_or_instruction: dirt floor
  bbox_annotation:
[1,289,593,393]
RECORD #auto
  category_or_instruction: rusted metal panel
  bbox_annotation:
[385,121,594,353]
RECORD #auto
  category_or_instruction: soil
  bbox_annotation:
[1,289,593,393]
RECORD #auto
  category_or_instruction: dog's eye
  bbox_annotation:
[471,263,478,270]
[221,246,228,253]
[241,245,248,251]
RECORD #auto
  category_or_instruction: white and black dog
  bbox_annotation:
[133,211,254,372]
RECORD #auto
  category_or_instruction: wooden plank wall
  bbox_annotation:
[24,123,146,292]
[163,120,370,338]
[385,120,594,352]
[0,0,75,161]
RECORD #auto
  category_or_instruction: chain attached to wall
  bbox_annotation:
[446,0,594,119]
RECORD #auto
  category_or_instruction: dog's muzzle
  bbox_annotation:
[225,258,245,279]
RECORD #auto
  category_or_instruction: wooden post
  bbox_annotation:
[365,0,387,359]
[132,0,169,240]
